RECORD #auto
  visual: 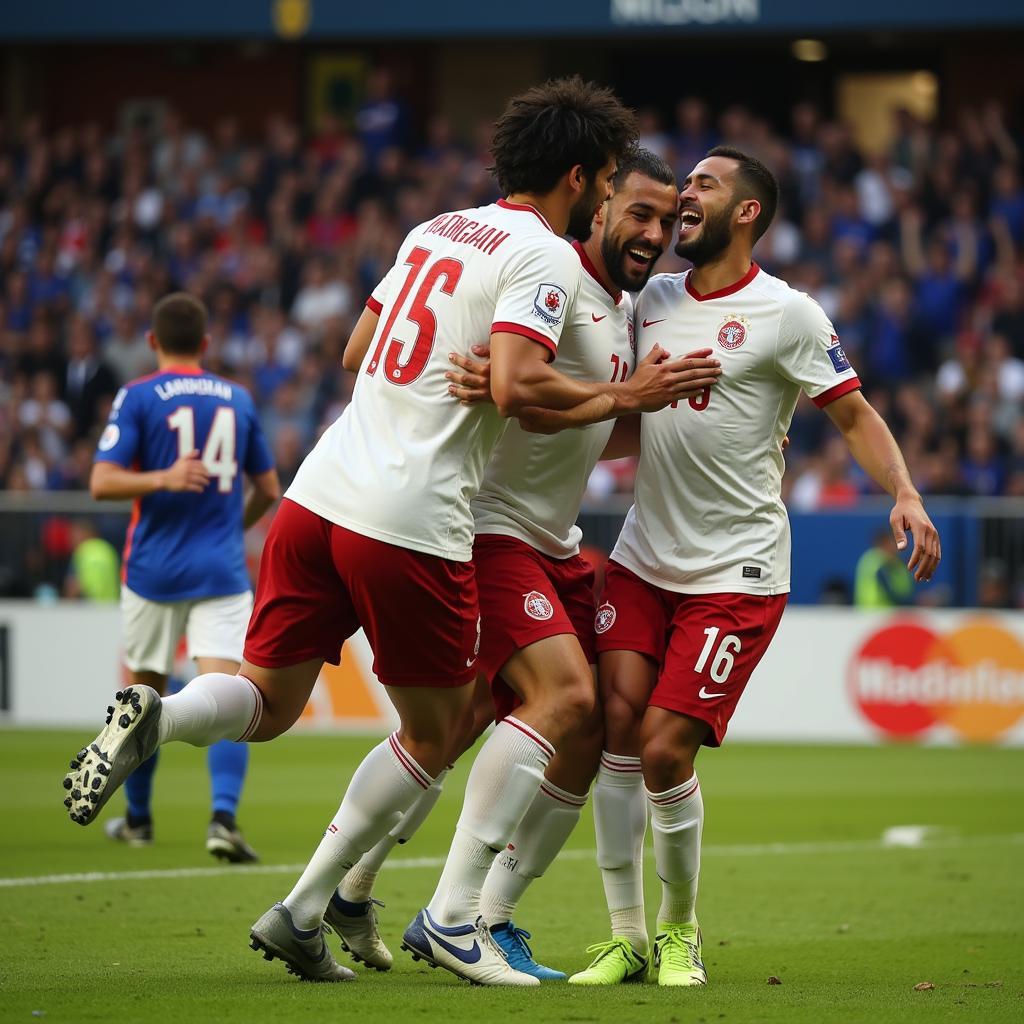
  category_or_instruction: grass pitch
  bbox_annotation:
[1,731,1022,1023]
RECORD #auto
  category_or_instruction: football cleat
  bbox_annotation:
[206,821,260,864]
[567,936,649,985]
[249,902,356,982]
[62,686,162,826]
[401,908,539,986]
[653,921,707,987]
[488,921,566,980]
[103,816,153,847]
[324,893,393,971]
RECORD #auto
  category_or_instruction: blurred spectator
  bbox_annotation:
[64,518,120,601]
[854,528,914,608]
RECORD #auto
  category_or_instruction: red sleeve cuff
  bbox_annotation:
[365,296,384,315]
[812,376,861,409]
[491,321,557,361]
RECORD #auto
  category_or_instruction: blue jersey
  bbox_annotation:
[95,365,274,602]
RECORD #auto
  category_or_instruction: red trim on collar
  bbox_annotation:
[160,364,205,376]
[496,198,554,234]
[684,262,760,302]
[573,240,621,304]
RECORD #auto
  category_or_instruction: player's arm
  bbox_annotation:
[487,335,720,420]
[341,307,381,373]
[91,452,211,499]
[824,390,941,582]
[242,468,281,529]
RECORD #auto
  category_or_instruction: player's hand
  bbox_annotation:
[162,450,211,493]
[890,494,941,583]
[782,435,790,451]
[446,344,492,405]
[623,345,721,412]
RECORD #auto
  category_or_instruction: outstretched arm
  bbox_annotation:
[824,390,940,581]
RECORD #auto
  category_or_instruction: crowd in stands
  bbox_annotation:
[2,74,1024,514]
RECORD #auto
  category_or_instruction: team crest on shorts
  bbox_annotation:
[717,315,749,350]
[594,602,617,634]
[523,590,554,621]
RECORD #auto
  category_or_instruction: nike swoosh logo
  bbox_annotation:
[642,318,666,328]
[698,686,726,699]
[592,313,607,322]
[428,931,482,964]
[466,658,476,668]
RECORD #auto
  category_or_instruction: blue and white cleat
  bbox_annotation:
[489,921,566,980]
[401,908,539,986]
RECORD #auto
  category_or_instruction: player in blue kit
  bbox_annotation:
[78,292,281,860]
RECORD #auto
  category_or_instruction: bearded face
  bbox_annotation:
[674,195,735,266]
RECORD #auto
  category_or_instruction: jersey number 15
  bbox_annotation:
[167,406,238,493]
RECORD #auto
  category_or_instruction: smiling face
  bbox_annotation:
[676,155,752,266]
[600,171,679,291]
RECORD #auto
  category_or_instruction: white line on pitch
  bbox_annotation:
[1,833,1021,890]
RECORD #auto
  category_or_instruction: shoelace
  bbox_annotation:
[501,925,536,966]
[582,938,635,966]
[477,919,513,965]
[659,931,700,971]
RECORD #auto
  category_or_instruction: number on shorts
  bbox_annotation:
[366,246,465,386]
[694,626,741,683]
[167,406,238,493]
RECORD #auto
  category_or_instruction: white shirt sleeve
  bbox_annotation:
[775,291,861,409]
[491,240,581,359]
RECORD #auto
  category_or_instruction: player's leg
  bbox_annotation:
[62,500,342,829]
[570,563,668,985]
[330,679,494,972]
[190,590,261,863]
[643,592,787,988]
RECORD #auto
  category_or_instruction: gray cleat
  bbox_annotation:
[324,893,393,971]
[250,902,356,982]
[104,816,153,847]
[206,821,260,864]
[62,686,162,826]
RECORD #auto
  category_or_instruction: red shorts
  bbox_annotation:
[244,499,479,687]
[474,534,597,721]
[595,560,787,745]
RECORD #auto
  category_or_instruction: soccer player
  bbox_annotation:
[325,149,715,980]
[78,292,280,860]
[534,146,940,987]
[64,79,706,987]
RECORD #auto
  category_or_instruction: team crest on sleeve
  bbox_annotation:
[523,590,554,621]
[97,424,120,452]
[717,315,749,350]
[532,284,568,326]
[826,334,852,373]
[594,602,617,634]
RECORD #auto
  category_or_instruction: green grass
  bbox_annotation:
[1,731,1022,1023]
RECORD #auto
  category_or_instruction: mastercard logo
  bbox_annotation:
[847,619,1024,742]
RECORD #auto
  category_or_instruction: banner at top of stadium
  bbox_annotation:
[2,0,1022,39]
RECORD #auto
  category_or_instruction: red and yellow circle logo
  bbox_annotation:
[847,618,1024,742]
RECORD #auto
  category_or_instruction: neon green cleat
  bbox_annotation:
[567,937,648,986]
[653,922,707,987]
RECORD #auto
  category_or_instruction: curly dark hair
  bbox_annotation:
[491,77,638,196]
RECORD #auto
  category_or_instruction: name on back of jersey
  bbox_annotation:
[152,377,234,402]
[422,212,510,255]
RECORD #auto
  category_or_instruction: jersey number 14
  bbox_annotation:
[167,406,238,493]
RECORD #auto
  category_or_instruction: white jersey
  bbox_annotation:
[612,263,861,595]
[287,200,582,561]
[473,242,635,558]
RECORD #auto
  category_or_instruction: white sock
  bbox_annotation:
[594,752,648,952]
[479,778,586,926]
[283,733,433,929]
[156,672,262,745]
[339,767,450,903]
[647,774,703,926]
[427,716,553,925]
